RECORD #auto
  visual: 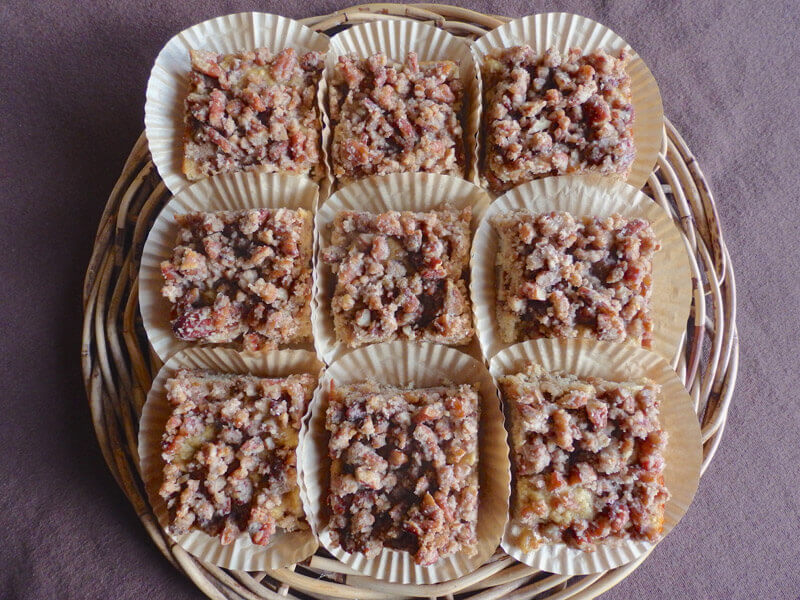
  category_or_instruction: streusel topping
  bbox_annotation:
[500,364,668,550]
[483,46,634,193]
[321,206,474,347]
[330,52,465,183]
[326,381,479,565]
[184,48,324,181]
[492,210,660,347]
[161,208,313,351]
[159,369,315,546]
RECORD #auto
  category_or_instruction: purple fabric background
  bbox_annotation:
[1,1,797,598]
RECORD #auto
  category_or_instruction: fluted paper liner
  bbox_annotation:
[139,171,318,362]
[313,173,491,364]
[298,342,510,583]
[327,20,481,187]
[144,12,332,196]
[490,338,702,574]
[472,13,664,191]
[471,175,693,363]
[138,347,323,569]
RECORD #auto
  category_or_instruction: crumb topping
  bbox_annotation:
[183,48,324,181]
[492,210,660,347]
[499,364,668,550]
[483,46,634,193]
[159,369,315,546]
[321,206,473,347]
[326,381,479,565]
[330,52,465,183]
[160,208,313,351]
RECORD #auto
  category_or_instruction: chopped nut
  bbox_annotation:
[159,369,315,546]
[492,211,660,348]
[499,364,668,551]
[330,52,465,183]
[326,381,479,565]
[482,46,634,193]
[183,47,324,181]
[160,208,313,351]
[323,207,473,348]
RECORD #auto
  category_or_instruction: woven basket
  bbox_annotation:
[81,4,739,599]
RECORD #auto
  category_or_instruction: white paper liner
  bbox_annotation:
[138,347,323,569]
[144,12,332,196]
[327,20,481,186]
[471,174,693,363]
[139,171,318,362]
[490,338,701,574]
[312,173,491,364]
[472,13,664,191]
[299,341,510,583]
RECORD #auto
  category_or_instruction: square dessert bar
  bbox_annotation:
[482,46,635,193]
[492,210,660,347]
[159,369,316,546]
[330,52,465,183]
[326,381,480,565]
[499,364,669,550]
[321,206,474,347]
[160,208,313,351]
[183,48,324,181]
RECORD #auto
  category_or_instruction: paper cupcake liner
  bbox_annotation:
[327,20,481,187]
[144,12,332,196]
[313,173,491,364]
[139,171,319,362]
[138,347,323,569]
[489,338,701,574]
[472,12,664,191]
[298,341,510,583]
[471,174,693,364]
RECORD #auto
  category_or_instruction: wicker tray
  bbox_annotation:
[81,4,739,599]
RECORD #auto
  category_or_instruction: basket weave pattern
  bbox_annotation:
[81,5,739,599]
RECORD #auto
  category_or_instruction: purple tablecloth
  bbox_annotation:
[1,1,797,598]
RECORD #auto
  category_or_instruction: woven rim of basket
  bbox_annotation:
[80,4,739,600]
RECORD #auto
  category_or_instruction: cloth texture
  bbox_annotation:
[0,0,797,598]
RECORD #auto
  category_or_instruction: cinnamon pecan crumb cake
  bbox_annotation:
[330,52,466,184]
[159,369,315,546]
[320,206,474,347]
[492,211,660,348]
[483,46,635,193]
[160,208,312,351]
[183,48,324,181]
[325,381,479,565]
[499,364,668,551]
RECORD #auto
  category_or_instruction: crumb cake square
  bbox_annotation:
[325,381,480,565]
[160,208,313,351]
[492,210,660,347]
[499,364,668,550]
[330,52,465,183]
[482,46,634,193]
[320,206,474,347]
[183,48,324,181]
[159,369,316,546]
